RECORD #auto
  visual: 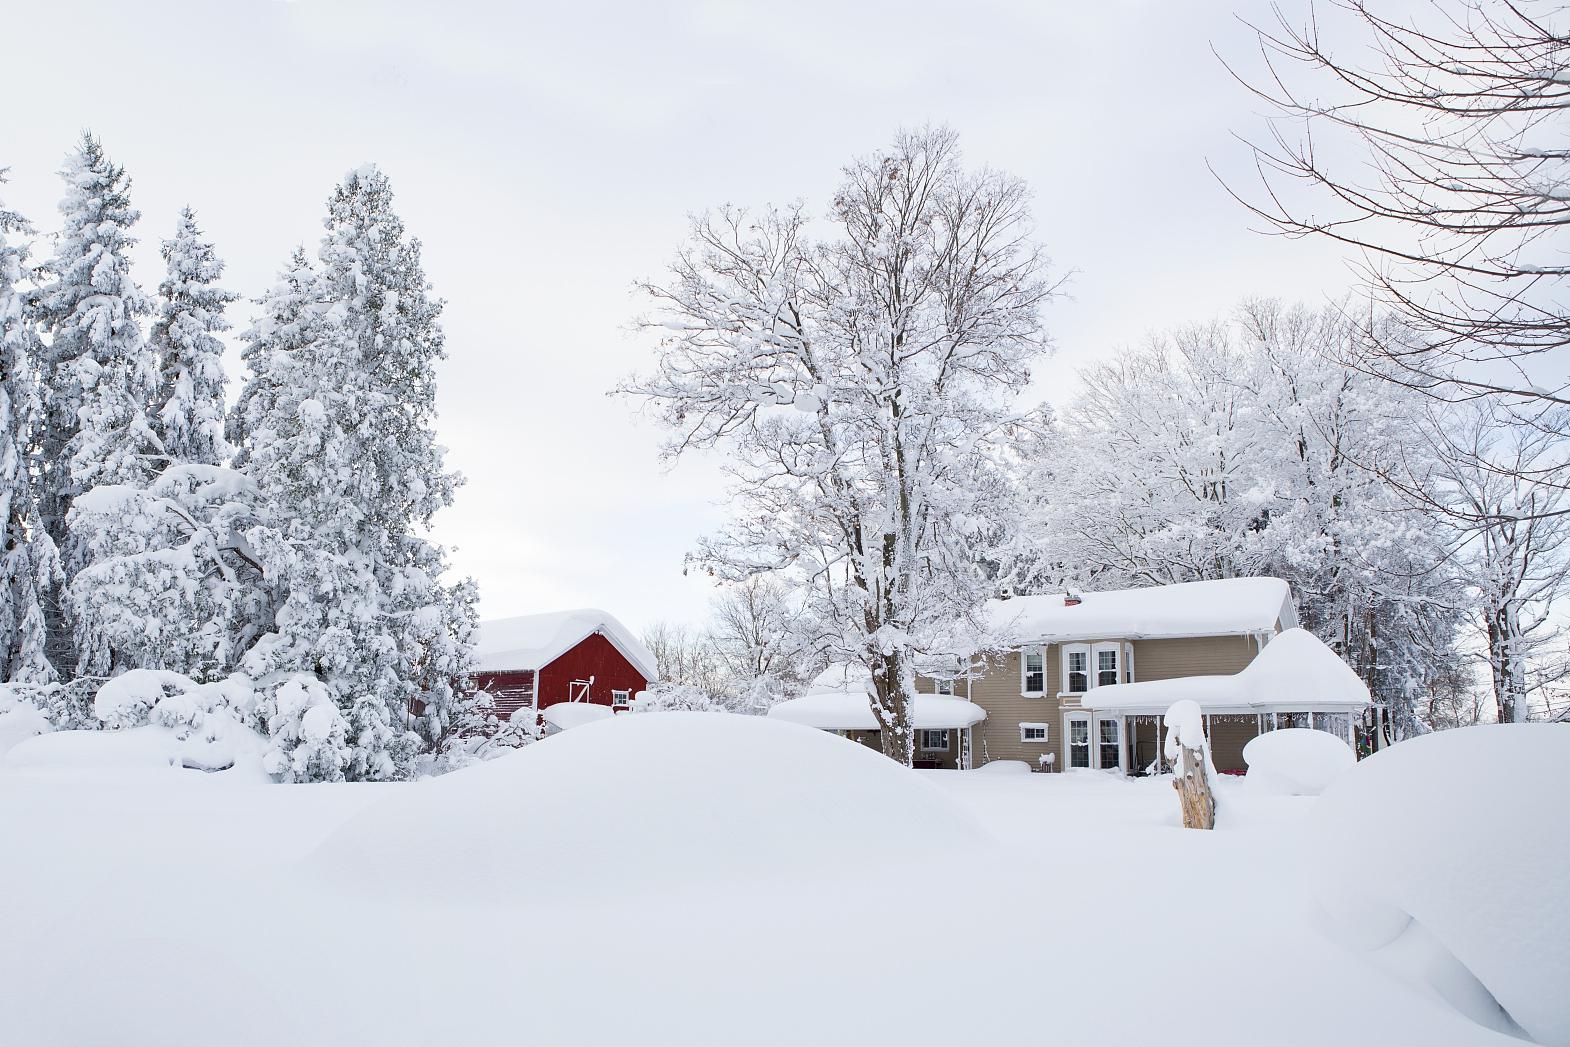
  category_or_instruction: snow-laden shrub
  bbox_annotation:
[633,682,729,713]
[258,674,351,783]
[0,678,100,731]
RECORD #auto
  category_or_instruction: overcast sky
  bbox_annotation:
[4,0,1393,634]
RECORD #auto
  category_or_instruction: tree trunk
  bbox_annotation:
[1171,742,1216,830]
[870,651,914,766]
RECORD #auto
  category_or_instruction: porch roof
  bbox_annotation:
[1079,627,1371,714]
[768,666,987,731]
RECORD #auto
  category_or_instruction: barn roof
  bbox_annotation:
[987,577,1297,645]
[474,609,658,681]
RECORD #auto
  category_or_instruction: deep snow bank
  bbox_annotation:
[1243,727,1355,796]
[309,711,993,898]
[1311,725,1570,1045]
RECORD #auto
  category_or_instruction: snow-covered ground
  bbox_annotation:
[0,713,1558,1047]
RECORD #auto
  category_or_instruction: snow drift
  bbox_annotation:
[1311,725,1570,1045]
[1243,727,1355,796]
[309,711,993,898]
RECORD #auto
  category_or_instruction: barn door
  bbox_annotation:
[568,679,591,703]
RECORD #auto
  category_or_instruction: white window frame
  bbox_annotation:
[1065,712,1092,769]
[611,689,631,709]
[1019,722,1049,743]
[1096,716,1123,772]
[919,729,950,752]
[934,678,954,696]
[1021,647,1046,696]
[1123,643,1135,684]
[1092,642,1121,689]
[1061,644,1090,695]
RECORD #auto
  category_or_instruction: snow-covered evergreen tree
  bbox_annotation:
[149,208,235,469]
[228,248,316,471]
[0,170,60,684]
[33,133,155,673]
[239,166,476,782]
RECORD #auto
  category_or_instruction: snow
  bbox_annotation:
[988,576,1296,644]
[1162,698,1207,759]
[1084,627,1371,713]
[311,713,989,899]
[474,608,658,679]
[1311,725,1570,1046]
[1243,727,1355,795]
[767,664,988,730]
[540,701,615,732]
[0,712,1544,1046]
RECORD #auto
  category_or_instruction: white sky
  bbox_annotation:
[3,0,1394,633]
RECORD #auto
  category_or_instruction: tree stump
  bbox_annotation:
[1171,741,1216,830]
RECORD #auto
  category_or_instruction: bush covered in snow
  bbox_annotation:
[1310,725,1570,1045]
[1242,727,1355,796]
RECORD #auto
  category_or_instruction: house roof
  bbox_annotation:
[767,665,988,731]
[1081,627,1371,713]
[474,609,659,680]
[986,577,1297,645]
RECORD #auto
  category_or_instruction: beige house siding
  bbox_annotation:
[1131,634,1260,681]
[968,651,1064,769]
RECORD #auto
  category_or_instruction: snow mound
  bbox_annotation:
[541,701,614,732]
[309,712,993,898]
[1243,728,1354,796]
[974,760,1032,775]
[3,716,270,783]
[1311,725,1570,1045]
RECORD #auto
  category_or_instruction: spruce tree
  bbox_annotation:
[34,133,155,672]
[0,170,60,683]
[149,207,235,469]
[240,166,476,781]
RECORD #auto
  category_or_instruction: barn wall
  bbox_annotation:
[473,670,538,722]
[537,631,651,709]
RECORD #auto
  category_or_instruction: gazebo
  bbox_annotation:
[1078,628,1372,774]
[768,665,989,769]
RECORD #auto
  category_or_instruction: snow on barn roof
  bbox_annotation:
[1082,628,1371,713]
[987,577,1297,645]
[474,609,658,680]
[768,665,988,732]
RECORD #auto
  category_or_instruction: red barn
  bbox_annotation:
[472,609,658,729]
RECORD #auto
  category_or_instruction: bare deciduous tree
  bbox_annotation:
[1224,1,1570,502]
[622,127,1059,764]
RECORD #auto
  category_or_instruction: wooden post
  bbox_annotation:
[1171,740,1216,830]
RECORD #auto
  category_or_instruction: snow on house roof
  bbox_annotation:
[767,665,988,732]
[474,609,658,680]
[1081,627,1371,713]
[987,577,1296,645]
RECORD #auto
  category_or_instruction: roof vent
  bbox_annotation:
[1063,592,1082,607]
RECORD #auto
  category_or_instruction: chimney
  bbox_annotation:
[1063,592,1082,607]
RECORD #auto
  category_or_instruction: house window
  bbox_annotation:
[1023,649,1045,694]
[611,690,631,709]
[1020,723,1049,743]
[1098,718,1121,770]
[1068,717,1091,768]
[1064,646,1089,693]
[1123,644,1135,684]
[920,729,950,752]
[935,678,954,696]
[1097,648,1118,688]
